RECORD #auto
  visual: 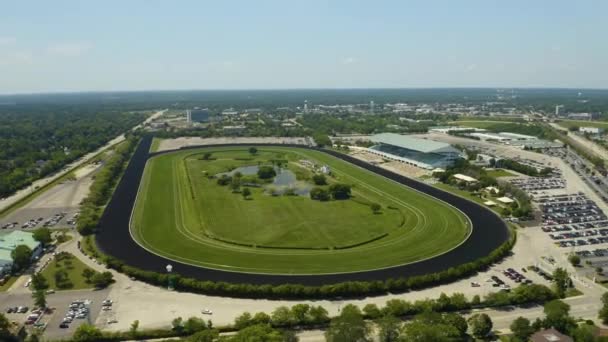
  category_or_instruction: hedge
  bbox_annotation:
[81,226,516,300]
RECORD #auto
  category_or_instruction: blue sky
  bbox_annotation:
[1,0,607,93]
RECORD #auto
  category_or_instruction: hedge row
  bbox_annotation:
[82,227,515,300]
[61,281,555,342]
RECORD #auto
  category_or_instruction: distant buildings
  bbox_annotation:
[188,109,210,123]
[580,126,604,135]
[555,105,565,116]
[222,125,246,135]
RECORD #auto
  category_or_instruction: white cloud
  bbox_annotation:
[342,57,356,65]
[46,42,92,57]
[0,51,33,66]
[0,37,16,45]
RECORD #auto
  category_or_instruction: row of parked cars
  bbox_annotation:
[60,299,91,329]
[575,248,608,258]
[510,176,565,192]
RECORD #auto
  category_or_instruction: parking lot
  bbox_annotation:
[1,288,111,340]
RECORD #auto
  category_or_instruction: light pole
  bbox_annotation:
[166,264,173,290]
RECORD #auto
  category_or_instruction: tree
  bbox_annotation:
[376,315,401,342]
[443,313,468,337]
[370,203,381,214]
[599,292,608,324]
[468,313,493,339]
[32,290,46,309]
[568,254,581,267]
[571,323,597,342]
[362,303,381,319]
[271,306,295,327]
[202,152,212,160]
[0,313,16,341]
[291,304,311,324]
[129,320,139,337]
[329,183,351,200]
[171,317,183,332]
[32,228,52,246]
[31,273,48,291]
[312,174,327,185]
[257,165,276,179]
[72,324,103,342]
[234,312,253,330]
[325,304,371,342]
[231,324,283,342]
[313,133,332,148]
[510,317,534,341]
[10,245,32,270]
[308,305,329,324]
[552,267,570,298]
[183,317,207,334]
[252,312,271,325]
[230,176,241,192]
[187,329,219,342]
[310,187,330,201]
[82,268,96,283]
[248,147,258,155]
[543,300,575,334]
[91,271,114,288]
[242,187,251,199]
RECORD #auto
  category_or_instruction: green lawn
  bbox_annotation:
[485,169,516,178]
[557,120,608,130]
[433,183,503,215]
[149,137,163,153]
[0,276,18,292]
[40,252,95,290]
[132,147,471,274]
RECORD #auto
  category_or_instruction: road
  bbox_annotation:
[0,109,167,213]
[550,123,608,161]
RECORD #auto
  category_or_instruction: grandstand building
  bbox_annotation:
[367,133,464,170]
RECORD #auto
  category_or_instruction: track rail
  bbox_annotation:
[96,136,510,286]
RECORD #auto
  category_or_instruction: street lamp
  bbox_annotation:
[166,264,173,290]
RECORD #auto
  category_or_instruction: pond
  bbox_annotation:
[222,165,311,195]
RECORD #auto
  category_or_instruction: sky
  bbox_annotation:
[0,0,607,93]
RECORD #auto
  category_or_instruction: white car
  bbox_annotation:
[202,309,212,315]
[102,306,112,311]
[107,319,118,324]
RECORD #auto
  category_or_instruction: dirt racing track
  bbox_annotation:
[96,136,510,286]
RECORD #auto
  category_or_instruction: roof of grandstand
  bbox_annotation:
[370,133,460,154]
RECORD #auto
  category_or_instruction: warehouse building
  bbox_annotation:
[367,133,464,169]
[0,231,42,275]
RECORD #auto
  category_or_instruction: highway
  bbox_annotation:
[0,109,167,213]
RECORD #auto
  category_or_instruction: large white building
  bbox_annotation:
[367,133,464,170]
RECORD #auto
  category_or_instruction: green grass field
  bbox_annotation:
[41,253,95,290]
[485,169,516,178]
[131,147,471,274]
[556,120,608,130]
[149,137,162,153]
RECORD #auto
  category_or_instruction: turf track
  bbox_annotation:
[96,136,510,285]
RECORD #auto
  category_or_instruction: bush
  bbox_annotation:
[257,166,276,179]
[328,183,351,200]
[312,174,327,185]
[310,187,330,201]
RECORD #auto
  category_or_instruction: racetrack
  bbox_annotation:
[96,136,510,286]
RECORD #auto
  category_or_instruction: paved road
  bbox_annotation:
[0,109,167,213]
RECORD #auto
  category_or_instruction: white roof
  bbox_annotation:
[454,173,478,182]
[370,133,460,154]
[484,200,497,206]
[497,196,515,204]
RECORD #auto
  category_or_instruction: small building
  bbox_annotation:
[222,125,246,135]
[222,108,239,116]
[497,196,515,205]
[453,173,478,184]
[485,186,500,194]
[319,165,331,174]
[530,328,573,342]
[484,200,497,207]
[580,126,604,135]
